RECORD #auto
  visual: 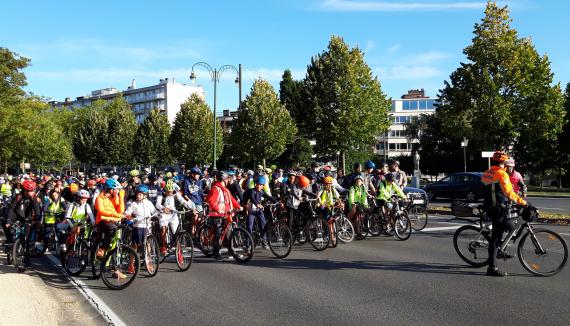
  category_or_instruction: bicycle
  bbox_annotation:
[125,213,160,277]
[93,221,140,290]
[245,203,293,259]
[331,206,354,243]
[406,192,429,231]
[196,212,254,263]
[453,204,568,276]
[62,221,92,276]
[307,201,331,251]
[8,220,44,272]
[379,195,412,241]
[351,203,368,240]
[153,209,194,271]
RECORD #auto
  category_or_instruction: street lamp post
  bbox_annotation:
[190,62,240,170]
[461,137,469,173]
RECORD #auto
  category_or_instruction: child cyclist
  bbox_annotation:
[60,189,95,252]
[124,185,158,273]
[317,176,344,242]
[347,174,369,223]
[376,173,406,224]
[155,182,195,254]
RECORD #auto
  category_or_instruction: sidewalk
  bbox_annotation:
[0,239,106,326]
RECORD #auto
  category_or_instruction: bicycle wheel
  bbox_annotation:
[100,245,140,290]
[91,243,102,279]
[228,227,254,263]
[12,239,26,272]
[144,235,160,277]
[367,213,382,237]
[64,239,89,276]
[354,214,367,240]
[394,212,412,241]
[517,228,568,276]
[267,221,292,259]
[308,218,329,251]
[409,205,428,231]
[196,223,214,257]
[336,216,354,243]
[175,231,193,271]
[329,222,338,248]
[453,225,490,267]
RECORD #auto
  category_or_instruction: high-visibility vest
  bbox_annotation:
[45,199,63,224]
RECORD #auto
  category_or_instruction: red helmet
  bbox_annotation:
[87,180,97,188]
[22,180,36,191]
[298,176,310,188]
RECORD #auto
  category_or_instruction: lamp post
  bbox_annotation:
[190,62,241,170]
[461,137,469,173]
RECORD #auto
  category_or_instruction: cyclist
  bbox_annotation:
[124,169,142,203]
[145,174,161,204]
[206,171,242,260]
[155,182,195,254]
[376,173,406,224]
[227,171,244,204]
[363,160,377,196]
[342,163,363,189]
[347,174,369,223]
[60,189,94,252]
[124,184,157,271]
[505,158,527,198]
[61,182,79,203]
[42,188,66,249]
[183,167,206,221]
[242,176,280,249]
[389,160,407,189]
[316,176,344,223]
[94,178,126,260]
[481,151,529,277]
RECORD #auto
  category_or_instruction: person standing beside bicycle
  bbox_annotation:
[206,171,242,260]
[156,182,195,255]
[124,185,157,273]
[482,151,530,277]
[504,158,527,198]
[243,176,281,249]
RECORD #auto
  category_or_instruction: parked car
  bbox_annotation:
[403,187,429,206]
[423,172,484,202]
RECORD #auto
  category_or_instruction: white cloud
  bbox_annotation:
[319,0,487,11]
[376,66,441,80]
[366,40,376,50]
[388,44,401,53]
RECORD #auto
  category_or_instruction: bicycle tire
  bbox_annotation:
[409,205,428,231]
[100,245,140,290]
[354,214,367,240]
[336,216,354,243]
[367,213,382,237]
[64,239,89,276]
[228,227,254,263]
[394,211,412,241]
[175,231,193,271]
[144,235,160,277]
[267,221,292,259]
[12,238,26,272]
[91,243,102,279]
[196,223,214,257]
[329,222,338,248]
[517,228,568,277]
[308,218,329,251]
[453,225,490,267]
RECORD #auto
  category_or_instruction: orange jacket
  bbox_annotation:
[95,190,125,224]
[481,166,526,206]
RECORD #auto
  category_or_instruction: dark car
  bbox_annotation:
[423,172,484,202]
[403,187,429,206]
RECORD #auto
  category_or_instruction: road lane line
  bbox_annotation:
[536,207,564,211]
[46,254,126,326]
[421,226,462,232]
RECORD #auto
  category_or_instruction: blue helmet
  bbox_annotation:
[256,176,267,185]
[365,160,376,169]
[104,178,122,190]
[136,184,149,194]
[190,167,201,175]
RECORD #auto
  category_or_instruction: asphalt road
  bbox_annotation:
[431,196,570,214]
[38,216,570,326]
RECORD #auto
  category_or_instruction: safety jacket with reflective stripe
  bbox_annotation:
[481,166,526,207]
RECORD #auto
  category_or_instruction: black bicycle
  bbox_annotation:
[246,203,292,259]
[9,220,44,272]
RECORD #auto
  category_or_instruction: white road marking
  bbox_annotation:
[421,226,462,232]
[536,207,564,211]
[46,254,126,326]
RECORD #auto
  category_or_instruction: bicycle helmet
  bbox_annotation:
[385,173,395,182]
[298,176,311,188]
[69,183,79,193]
[256,176,267,185]
[492,151,509,163]
[190,167,201,175]
[505,158,515,167]
[129,169,140,177]
[323,176,334,185]
[136,184,149,194]
[354,174,365,182]
[104,178,122,189]
[77,189,90,199]
[164,182,175,192]
[365,160,376,169]
[390,160,400,166]
[215,171,228,182]
[165,171,173,179]
[87,179,97,188]
[22,180,36,191]
[147,174,157,181]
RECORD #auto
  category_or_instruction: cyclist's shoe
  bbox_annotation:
[496,251,513,260]
[114,270,127,279]
[214,254,224,261]
[160,246,167,255]
[261,240,269,250]
[486,266,508,277]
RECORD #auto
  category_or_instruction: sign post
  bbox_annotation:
[481,151,495,169]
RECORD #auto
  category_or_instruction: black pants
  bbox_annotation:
[211,217,225,258]
[97,221,117,250]
[488,210,515,268]
[2,220,13,243]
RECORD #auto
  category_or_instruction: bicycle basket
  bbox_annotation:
[451,200,475,218]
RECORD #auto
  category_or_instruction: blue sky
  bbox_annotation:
[1,0,569,112]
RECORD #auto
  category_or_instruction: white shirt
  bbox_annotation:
[124,199,158,229]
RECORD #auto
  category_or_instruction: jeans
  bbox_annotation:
[248,211,267,241]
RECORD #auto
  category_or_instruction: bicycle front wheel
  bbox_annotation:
[308,218,330,251]
[367,213,382,237]
[267,222,292,259]
[175,231,194,271]
[144,235,160,277]
[101,245,140,290]
[394,212,412,241]
[64,239,89,276]
[409,205,428,231]
[336,216,354,243]
[196,223,214,257]
[228,227,254,263]
[518,228,568,276]
[12,239,26,272]
[453,225,490,267]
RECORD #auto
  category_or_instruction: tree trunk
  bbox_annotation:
[539,171,544,189]
[340,151,346,176]
[559,167,563,190]
[262,158,266,170]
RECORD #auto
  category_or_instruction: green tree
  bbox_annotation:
[133,109,172,166]
[230,79,297,166]
[279,69,309,136]
[303,35,391,172]
[275,136,313,168]
[72,101,109,165]
[104,96,137,166]
[170,94,223,165]
[0,47,30,107]
[437,1,565,174]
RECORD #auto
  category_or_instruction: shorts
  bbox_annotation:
[132,227,148,245]
[159,213,180,234]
